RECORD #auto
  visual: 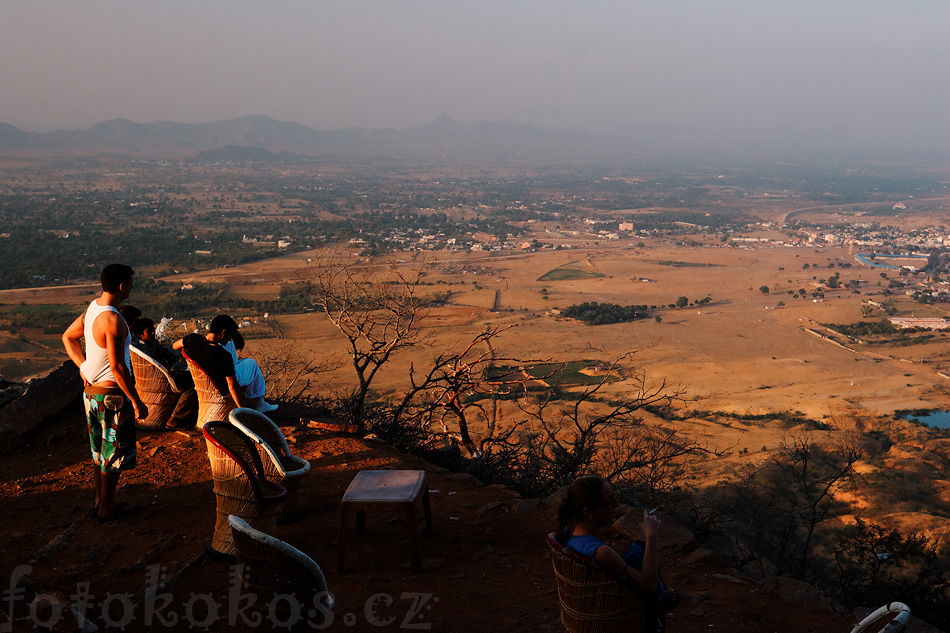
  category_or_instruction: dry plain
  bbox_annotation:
[220,239,950,420]
[5,237,950,540]
[7,237,950,432]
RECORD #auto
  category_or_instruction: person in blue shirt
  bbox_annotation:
[557,476,678,631]
[557,475,661,593]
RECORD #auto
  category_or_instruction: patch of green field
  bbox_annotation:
[650,260,722,268]
[0,304,77,335]
[223,285,280,301]
[488,360,618,386]
[537,267,606,281]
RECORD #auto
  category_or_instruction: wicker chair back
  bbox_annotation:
[546,532,650,633]
[228,515,333,631]
[130,346,181,430]
[202,421,286,558]
[184,351,237,429]
[229,408,311,522]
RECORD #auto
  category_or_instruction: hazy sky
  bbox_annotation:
[1,1,947,148]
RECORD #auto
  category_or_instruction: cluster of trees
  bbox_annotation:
[1,304,77,336]
[824,320,898,337]
[690,432,950,624]
[132,279,313,318]
[0,181,527,288]
[615,210,750,232]
[669,296,711,308]
[0,224,288,289]
[561,301,650,325]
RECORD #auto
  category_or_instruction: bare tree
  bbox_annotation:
[388,342,712,498]
[253,341,338,403]
[306,256,711,499]
[307,255,430,422]
[522,352,698,483]
[601,425,709,506]
[704,431,861,580]
[388,325,547,455]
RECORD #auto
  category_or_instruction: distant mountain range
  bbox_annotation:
[0,114,603,160]
[0,114,769,163]
[0,115,943,163]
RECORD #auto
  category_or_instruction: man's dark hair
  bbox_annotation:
[209,314,239,335]
[119,305,141,325]
[101,263,134,293]
[130,317,154,338]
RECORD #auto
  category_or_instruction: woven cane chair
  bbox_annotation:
[229,408,311,523]
[229,515,334,632]
[184,351,237,429]
[547,533,650,633]
[850,602,911,633]
[203,421,287,560]
[130,346,183,430]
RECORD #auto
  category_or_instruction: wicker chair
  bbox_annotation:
[184,351,238,429]
[850,602,911,633]
[229,408,311,523]
[130,346,183,430]
[546,533,651,633]
[228,515,334,632]
[203,421,287,560]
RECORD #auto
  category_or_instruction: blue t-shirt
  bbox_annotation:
[565,534,663,596]
[565,534,605,559]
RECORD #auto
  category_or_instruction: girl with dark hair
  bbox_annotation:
[557,476,678,630]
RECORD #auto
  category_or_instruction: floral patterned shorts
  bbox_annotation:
[83,388,137,473]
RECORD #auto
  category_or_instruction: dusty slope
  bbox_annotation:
[0,401,858,633]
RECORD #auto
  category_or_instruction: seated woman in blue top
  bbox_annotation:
[557,475,662,594]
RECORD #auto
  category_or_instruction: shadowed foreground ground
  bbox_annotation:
[0,401,860,632]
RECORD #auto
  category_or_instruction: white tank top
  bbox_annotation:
[79,299,132,385]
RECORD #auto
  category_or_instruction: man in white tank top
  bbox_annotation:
[63,264,148,522]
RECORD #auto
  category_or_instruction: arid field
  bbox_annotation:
[5,236,950,540]
[7,237,950,422]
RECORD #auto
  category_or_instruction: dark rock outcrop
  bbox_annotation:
[0,361,82,454]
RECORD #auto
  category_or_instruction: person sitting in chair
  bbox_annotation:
[131,317,197,427]
[173,314,277,413]
[131,317,181,369]
[557,476,678,632]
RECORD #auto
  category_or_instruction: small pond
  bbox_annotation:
[905,411,950,429]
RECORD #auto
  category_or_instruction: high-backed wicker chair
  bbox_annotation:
[229,408,311,523]
[850,602,911,633]
[184,351,237,429]
[546,532,650,633]
[203,421,287,560]
[130,346,183,430]
[229,515,334,632]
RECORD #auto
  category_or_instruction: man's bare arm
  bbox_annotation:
[62,314,86,379]
[102,312,148,420]
[225,375,245,409]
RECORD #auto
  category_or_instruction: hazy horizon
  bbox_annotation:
[2,1,948,155]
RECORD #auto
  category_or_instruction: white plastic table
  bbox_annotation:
[338,470,433,574]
